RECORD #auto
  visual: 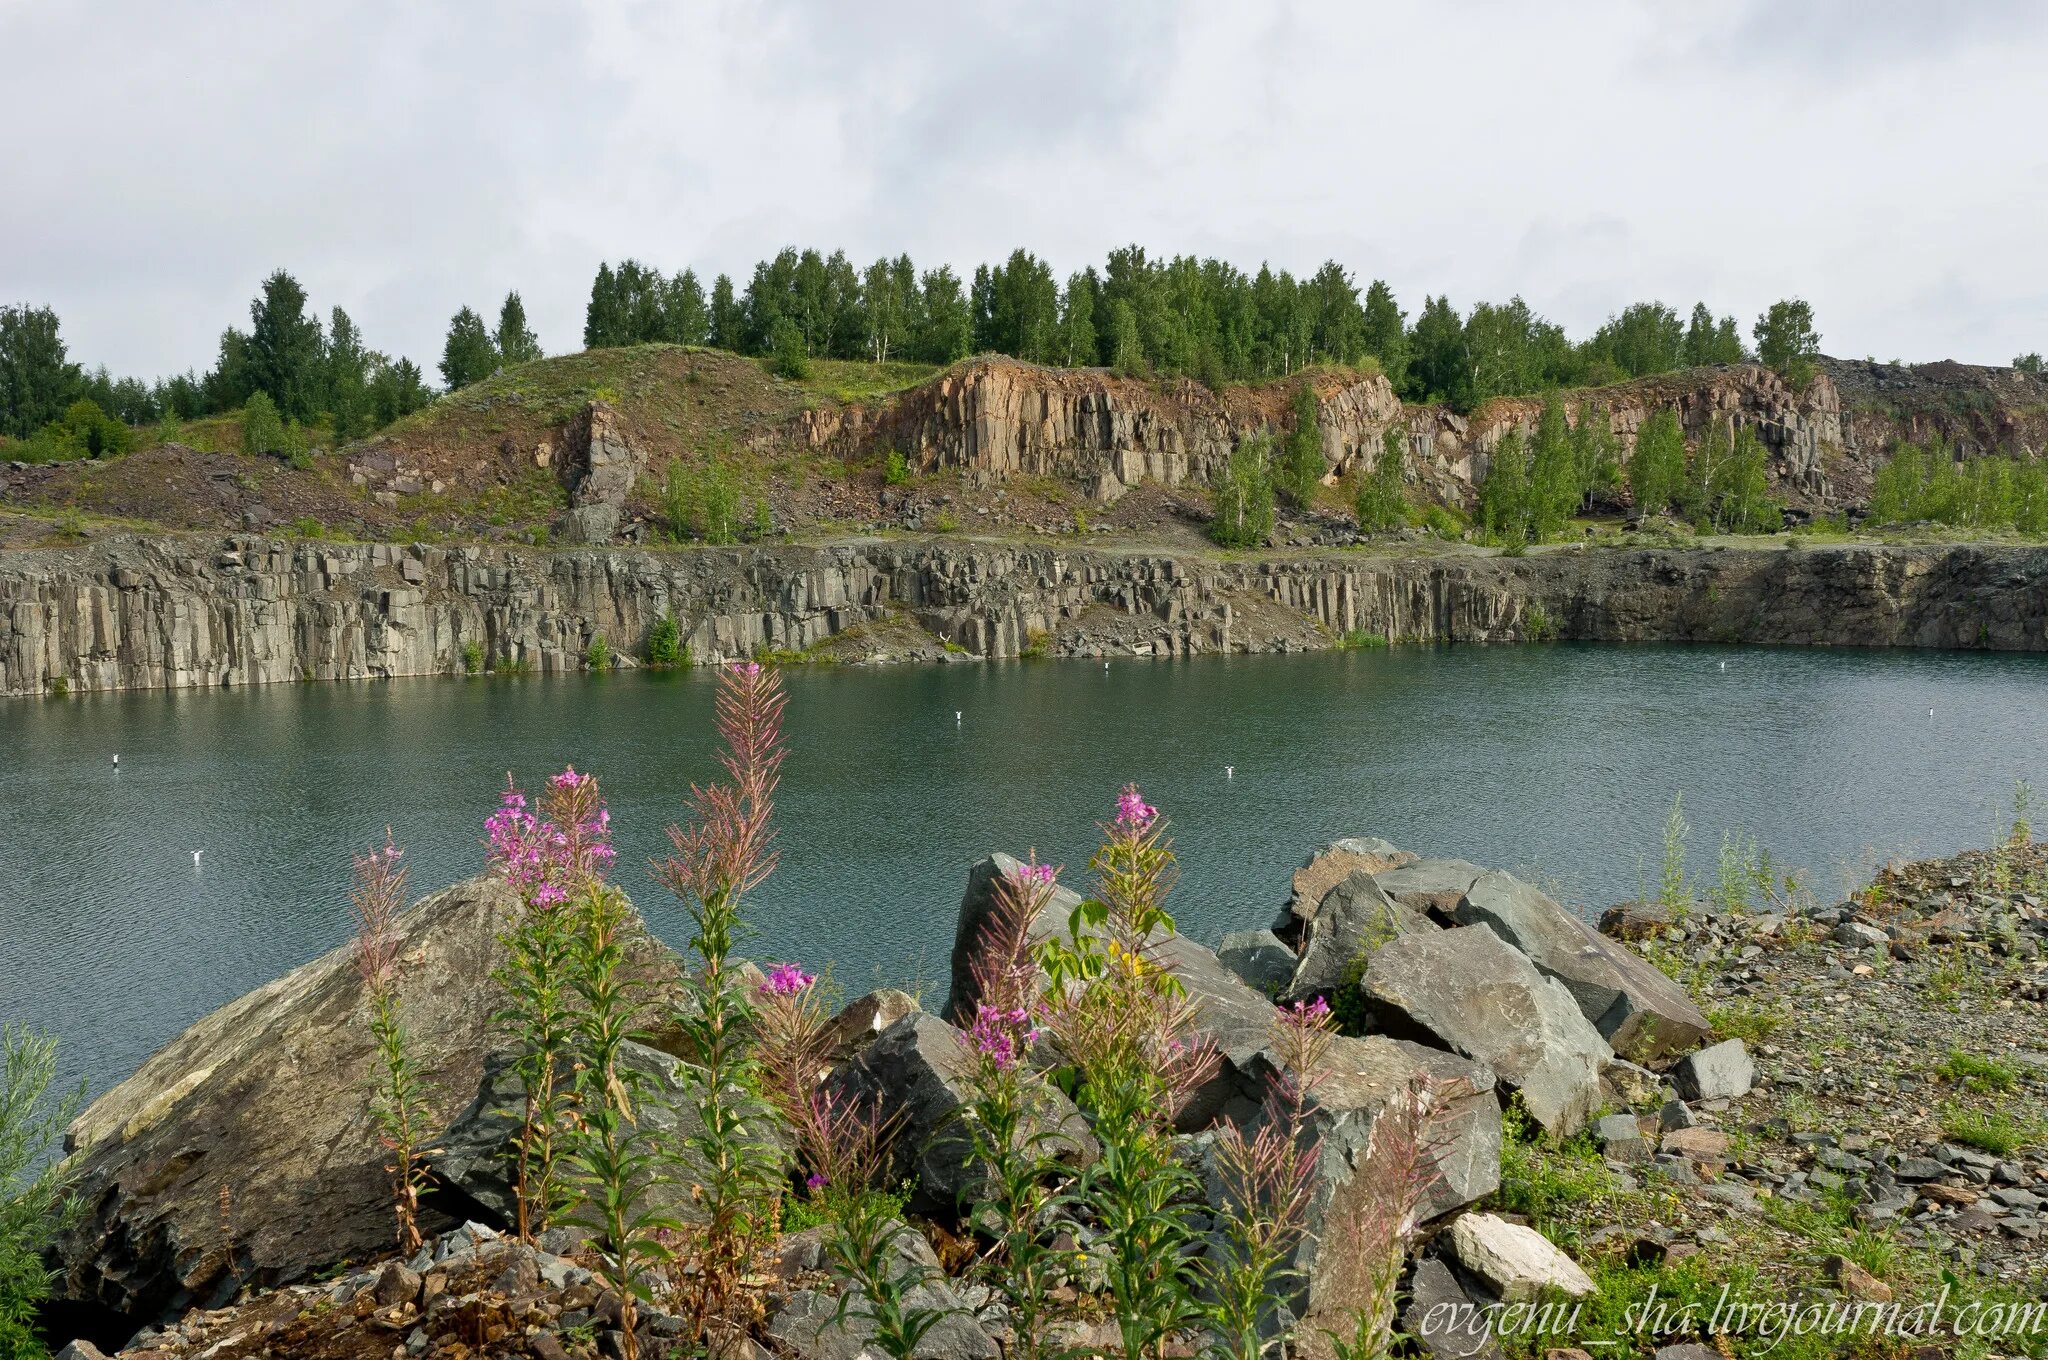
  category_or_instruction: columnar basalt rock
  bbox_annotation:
[4,536,2047,697]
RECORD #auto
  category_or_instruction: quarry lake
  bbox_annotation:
[4,643,2046,1103]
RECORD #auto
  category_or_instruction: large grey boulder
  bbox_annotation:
[1274,837,1418,937]
[1218,928,1297,995]
[1371,858,1485,921]
[1359,926,1611,1136]
[826,1012,1095,1217]
[1442,1212,1596,1302]
[1282,870,1438,1004]
[54,874,687,1322]
[1452,870,1710,1061]
[1402,1258,1502,1360]
[1671,1038,1756,1102]
[430,1041,707,1228]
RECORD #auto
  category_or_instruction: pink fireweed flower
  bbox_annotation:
[968,1001,1038,1072]
[760,961,817,996]
[731,660,761,676]
[484,767,616,905]
[1114,784,1158,831]
[1006,861,1056,886]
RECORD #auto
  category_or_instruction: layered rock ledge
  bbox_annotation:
[4,535,2046,697]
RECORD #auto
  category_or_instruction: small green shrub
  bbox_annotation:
[240,392,285,455]
[461,641,485,676]
[1,1024,86,1360]
[584,633,612,671]
[1019,628,1052,659]
[1334,629,1389,650]
[1522,601,1556,641]
[289,516,325,539]
[647,613,688,668]
[932,510,959,533]
[1940,1104,2042,1156]
[883,450,910,485]
[770,318,810,380]
[1935,1050,2020,1095]
[280,419,313,471]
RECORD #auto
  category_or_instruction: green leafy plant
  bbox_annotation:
[350,835,437,1255]
[1935,1051,2020,1095]
[1211,436,1276,549]
[584,633,612,671]
[647,613,686,668]
[240,392,285,455]
[1352,426,1407,533]
[654,662,791,1344]
[1,1024,86,1360]
[461,640,485,676]
[1039,787,1220,1360]
[883,449,910,485]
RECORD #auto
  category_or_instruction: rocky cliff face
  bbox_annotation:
[4,534,2045,698]
[1822,357,2048,495]
[801,357,1406,500]
[1428,364,1844,505]
[799,355,1851,511]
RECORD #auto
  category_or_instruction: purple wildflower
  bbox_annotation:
[805,1172,827,1192]
[1114,784,1158,831]
[760,961,817,997]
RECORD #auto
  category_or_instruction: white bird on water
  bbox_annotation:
[191,850,203,866]
[955,710,962,725]
[1718,660,1727,671]
[1225,765,1234,780]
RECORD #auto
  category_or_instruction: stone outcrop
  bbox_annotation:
[554,402,644,546]
[53,875,687,1324]
[1423,364,1845,506]
[1451,870,1711,1061]
[7,533,2045,698]
[803,355,1850,510]
[802,356,1404,496]
[1357,926,1612,1136]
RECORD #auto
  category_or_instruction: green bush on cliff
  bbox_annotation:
[1275,385,1324,510]
[1352,427,1407,534]
[646,613,687,668]
[1,1023,85,1360]
[1210,435,1275,548]
[1869,438,2048,534]
[240,392,285,456]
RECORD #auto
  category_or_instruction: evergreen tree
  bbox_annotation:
[1359,279,1407,388]
[1353,425,1408,532]
[585,263,625,349]
[326,307,372,439]
[1405,295,1468,407]
[1210,436,1275,548]
[495,292,543,367]
[368,355,432,426]
[1683,303,1746,367]
[1058,271,1098,368]
[662,270,709,345]
[1629,408,1686,517]
[1527,396,1578,540]
[911,266,971,365]
[1304,260,1365,367]
[1753,299,1820,384]
[709,274,741,351]
[1478,428,1531,541]
[769,317,809,380]
[1276,383,1324,509]
[202,328,255,413]
[439,307,498,389]
[743,249,800,354]
[246,270,327,423]
[0,304,81,439]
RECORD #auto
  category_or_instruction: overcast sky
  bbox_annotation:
[6,0,2046,379]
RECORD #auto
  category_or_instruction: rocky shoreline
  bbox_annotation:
[4,534,2046,698]
[36,828,2048,1360]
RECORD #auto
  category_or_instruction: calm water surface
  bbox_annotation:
[3,645,2044,1102]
